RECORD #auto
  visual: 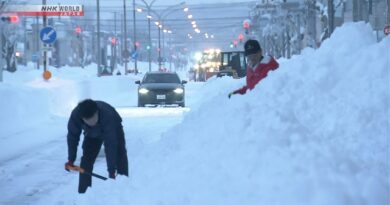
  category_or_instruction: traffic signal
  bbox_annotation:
[1,16,19,23]
[111,37,117,45]
[146,45,151,50]
[233,40,238,48]
[75,26,82,34]
[243,19,251,35]
[238,33,244,42]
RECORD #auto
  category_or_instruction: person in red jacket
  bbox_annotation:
[228,39,279,98]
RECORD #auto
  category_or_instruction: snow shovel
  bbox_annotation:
[66,164,108,180]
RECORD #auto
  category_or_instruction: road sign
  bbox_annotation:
[40,26,57,44]
[384,25,390,35]
[31,53,40,62]
[42,46,55,51]
[131,51,138,59]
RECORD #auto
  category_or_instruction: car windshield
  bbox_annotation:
[143,73,181,84]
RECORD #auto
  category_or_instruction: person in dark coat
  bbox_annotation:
[228,39,279,98]
[64,99,128,193]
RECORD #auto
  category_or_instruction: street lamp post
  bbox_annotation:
[163,30,165,64]
[42,0,48,73]
[162,29,167,69]
[139,1,185,71]
[150,2,185,70]
[97,0,102,76]
[167,30,172,71]
[123,0,128,74]
[158,24,162,69]
[147,15,152,72]
[132,0,138,74]
[0,23,2,82]
[0,3,4,82]
[140,0,157,72]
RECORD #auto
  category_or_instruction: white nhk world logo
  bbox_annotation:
[3,5,84,16]
[41,5,82,12]
[42,29,55,41]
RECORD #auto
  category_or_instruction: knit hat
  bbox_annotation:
[244,39,262,56]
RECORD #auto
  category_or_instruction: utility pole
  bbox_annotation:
[307,0,317,48]
[353,0,364,22]
[123,0,128,74]
[286,25,291,59]
[162,29,165,67]
[353,0,358,21]
[368,0,372,16]
[148,15,151,72]
[0,0,5,82]
[42,0,47,72]
[133,0,138,74]
[114,12,117,71]
[120,12,123,66]
[169,33,172,71]
[0,21,3,82]
[0,1,3,82]
[293,13,301,54]
[97,0,101,76]
[36,16,40,70]
[387,0,390,24]
[23,17,26,66]
[158,26,161,70]
[328,0,334,36]
[141,0,157,72]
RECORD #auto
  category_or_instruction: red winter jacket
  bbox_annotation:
[233,55,279,95]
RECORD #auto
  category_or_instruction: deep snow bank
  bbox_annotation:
[80,22,389,205]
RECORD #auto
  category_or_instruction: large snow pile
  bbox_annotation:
[0,83,50,136]
[58,22,390,205]
[0,63,143,161]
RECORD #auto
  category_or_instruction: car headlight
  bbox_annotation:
[174,88,184,94]
[139,88,149,94]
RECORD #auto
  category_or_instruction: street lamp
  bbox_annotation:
[139,1,185,71]
[123,0,129,74]
[140,0,158,72]
[132,0,138,74]
[146,14,153,72]
[167,30,173,71]
[150,2,186,70]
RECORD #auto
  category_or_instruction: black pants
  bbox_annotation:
[78,128,129,193]
[78,137,103,193]
[116,128,129,176]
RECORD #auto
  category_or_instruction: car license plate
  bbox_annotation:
[156,95,166,100]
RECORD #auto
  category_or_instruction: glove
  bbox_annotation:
[65,161,75,172]
[109,171,117,179]
[228,92,234,99]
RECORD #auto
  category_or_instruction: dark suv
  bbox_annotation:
[135,72,187,107]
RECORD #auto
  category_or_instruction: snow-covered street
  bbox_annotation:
[0,93,192,205]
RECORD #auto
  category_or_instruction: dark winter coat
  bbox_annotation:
[67,101,126,174]
[233,55,279,95]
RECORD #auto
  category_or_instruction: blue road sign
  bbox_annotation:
[40,27,57,44]
[131,51,138,59]
[31,53,40,62]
